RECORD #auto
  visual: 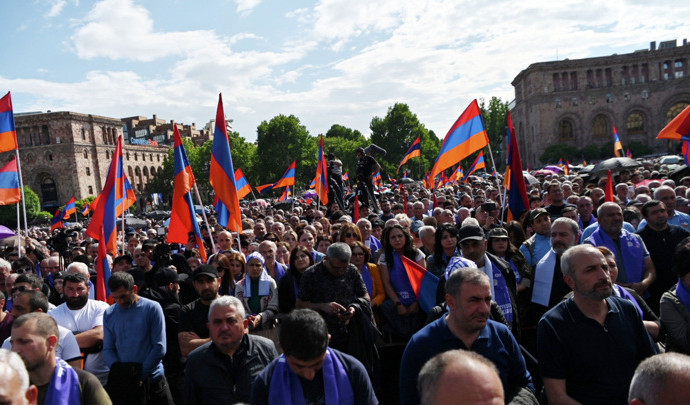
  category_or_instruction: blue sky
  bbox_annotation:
[2,0,689,142]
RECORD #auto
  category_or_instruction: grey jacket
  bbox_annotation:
[660,285,690,354]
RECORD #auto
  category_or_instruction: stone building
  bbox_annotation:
[0,111,170,212]
[511,39,690,167]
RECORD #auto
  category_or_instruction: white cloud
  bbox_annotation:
[45,0,67,18]
[235,0,262,16]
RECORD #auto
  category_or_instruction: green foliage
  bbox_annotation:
[76,196,95,214]
[580,145,600,162]
[479,97,510,169]
[322,136,368,179]
[369,103,440,180]
[325,124,365,143]
[539,144,580,164]
[628,141,654,158]
[256,115,316,188]
[35,211,52,222]
[0,186,42,227]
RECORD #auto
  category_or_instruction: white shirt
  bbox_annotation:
[49,299,111,385]
[3,324,81,362]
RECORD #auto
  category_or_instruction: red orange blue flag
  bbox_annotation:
[209,94,242,233]
[81,203,90,216]
[62,197,76,220]
[95,226,112,301]
[398,136,421,172]
[274,161,296,189]
[658,103,690,141]
[85,135,129,256]
[309,178,316,189]
[505,112,529,221]
[430,100,489,188]
[626,149,632,158]
[256,183,275,194]
[0,156,21,205]
[50,209,63,231]
[683,141,690,167]
[613,126,624,157]
[401,255,439,313]
[279,186,291,202]
[315,136,328,204]
[342,172,349,182]
[564,160,570,176]
[462,151,486,182]
[168,125,207,263]
[0,92,18,153]
[234,168,252,200]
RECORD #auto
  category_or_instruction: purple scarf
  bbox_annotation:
[676,280,690,313]
[390,251,416,305]
[361,264,374,296]
[45,358,81,405]
[268,350,354,405]
[491,261,513,324]
[588,228,645,284]
[615,285,643,319]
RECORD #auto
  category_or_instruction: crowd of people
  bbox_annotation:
[1,150,690,404]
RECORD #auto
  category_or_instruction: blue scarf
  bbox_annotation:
[532,249,557,307]
[361,264,374,297]
[390,251,416,305]
[676,280,690,313]
[508,258,522,284]
[588,228,645,284]
[45,358,81,405]
[268,351,354,405]
[614,285,643,319]
[243,269,271,297]
[490,260,513,324]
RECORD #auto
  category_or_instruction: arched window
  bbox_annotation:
[126,152,130,161]
[83,150,88,159]
[627,112,645,135]
[88,186,94,194]
[143,167,149,176]
[667,102,690,123]
[558,119,574,140]
[45,151,53,162]
[592,114,608,139]
[82,128,86,141]
[86,167,91,176]
[134,153,138,162]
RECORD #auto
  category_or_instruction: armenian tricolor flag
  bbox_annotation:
[274,161,296,189]
[462,151,486,182]
[658,103,690,141]
[613,126,624,157]
[0,156,20,205]
[315,136,328,204]
[0,92,18,153]
[50,209,63,231]
[234,168,252,199]
[397,136,421,172]
[504,112,529,221]
[62,197,76,220]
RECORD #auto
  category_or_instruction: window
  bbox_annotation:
[86,167,91,176]
[592,114,608,139]
[88,186,93,194]
[553,73,560,91]
[605,68,612,87]
[134,153,138,162]
[570,72,578,90]
[82,128,86,141]
[667,102,690,123]
[621,66,629,85]
[45,151,53,162]
[559,119,574,140]
[663,61,672,80]
[627,112,644,135]
[675,59,686,78]
[126,152,130,160]
[83,150,88,159]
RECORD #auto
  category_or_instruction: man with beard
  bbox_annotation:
[48,273,110,385]
[577,196,597,231]
[178,264,220,357]
[538,245,657,405]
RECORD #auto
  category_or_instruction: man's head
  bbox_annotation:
[653,186,677,215]
[62,273,90,310]
[550,218,579,255]
[107,272,138,309]
[253,222,267,239]
[133,247,150,268]
[560,245,612,301]
[217,231,233,252]
[628,352,690,405]
[207,296,247,353]
[258,240,277,265]
[597,202,624,236]
[356,219,372,240]
[11,275,43,301]
[11,313,59,373]
[192,264,220,302]
[529,208,552,236]
[547,183,564,205]
[413,202,426,218]
[41,257,60,276]
[324,243,351,277]
[0,348,38,405]
[66,261,90,279]
[279,309,329,381]
[577,196,594,219]
[112,254,133,273]
[10,291,49,318]
[458,224,486,265]
[641,200,668,231]
[418,349,503,405]
[445,268,491,335]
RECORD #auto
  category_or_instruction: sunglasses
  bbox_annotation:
[11,286,28,295]
[344,233,355,238]
[14,268,32,274]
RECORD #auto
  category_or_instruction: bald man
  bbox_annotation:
[418,349,503,405]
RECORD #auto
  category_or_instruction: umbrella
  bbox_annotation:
[533,169,558,176]
[302,191,317,198]
[544,165,564,172]
[589,157,641,176]
[398,178,415,184]
[522,171,539,185]
[144,210,170,220]
[116,217,149,229]
[0,225,15,240]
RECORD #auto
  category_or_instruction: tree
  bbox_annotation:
[479,97,510,170]
[0,187,42,227]
[256,115,316,189]
[540,144,580,164]
[325,124,365,143]
[370,103,440,179]
[322,136,368,180]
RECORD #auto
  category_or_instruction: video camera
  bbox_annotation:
[364,144,387,157]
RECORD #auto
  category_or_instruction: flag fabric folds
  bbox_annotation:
[234,168,252,200]
[50,209,63,231]
[505,112,529,222]
[315,136,329,205]
[309,178,316,189]
[95,226,112,301]
[683,141,690,167]
[397,136,421,172]
[401,255,439,313]
[342,172,349,182]
[564,160,570,176]
[605,170,614,202]
[658,103,690,140]
[0,92,18,153]
[430,100,489,188]
[279,186,291,202]
[62,197,76,219]
[373,171,382,190]
[613,126,624,157]
[256,183,275,194]
[273,161,296,189]
[85,135,131,256]
[462,151,486,182]
[168,125,207,263]
[0,156,21,205]
[81,203,90,216]
[626,149,632,158]
[209,94,242,233]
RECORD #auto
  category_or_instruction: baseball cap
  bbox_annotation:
[154,267,188,286]
[410,220,424,235]
[486,227,509,239]
[193,264,219,281]
[528,208,549,224]
[458,224,485,243]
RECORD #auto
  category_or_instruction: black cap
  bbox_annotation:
[458,225,485,243]
[154,267,188,286]
[487,227,509,239]
[193,264,219,281]
[528,208,549,224]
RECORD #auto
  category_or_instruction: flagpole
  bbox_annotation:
[485,143,504,210]
[16,201,21,257]
[192,183,216,253]
[15,150,28,248]
[120,169,126,256]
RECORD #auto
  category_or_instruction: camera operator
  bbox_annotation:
[327,153,344,209]
[355,147,381,213]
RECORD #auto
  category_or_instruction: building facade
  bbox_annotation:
[511,39,690,167]
[0,111,170,212]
